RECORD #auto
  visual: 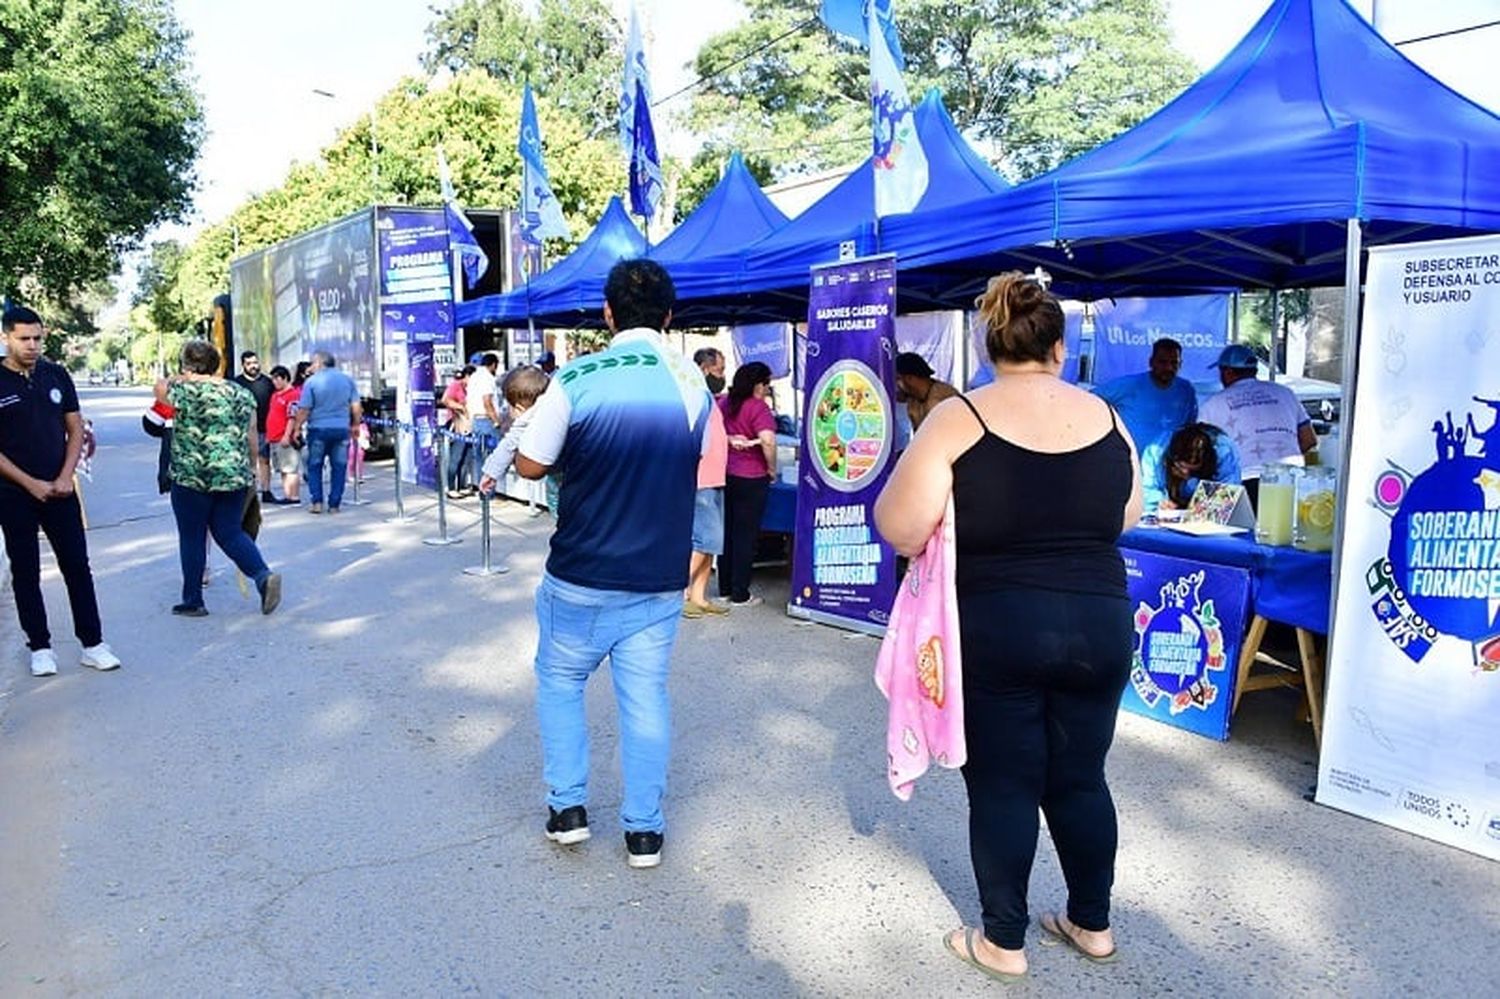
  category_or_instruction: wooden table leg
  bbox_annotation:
[1296,627,1326,746]
[1232,614,1269,715]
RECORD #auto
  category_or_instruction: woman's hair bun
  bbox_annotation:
[974,271,1065,366]
[1004,275,1045,318]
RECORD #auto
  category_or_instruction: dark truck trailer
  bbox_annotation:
[226,205,517,457]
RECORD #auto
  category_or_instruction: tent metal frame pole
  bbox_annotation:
[1322,217,1365,722]
[1269,289,1281,381]
[1195,229,1300,267]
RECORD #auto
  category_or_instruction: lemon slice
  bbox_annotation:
[1301,491,1335,530]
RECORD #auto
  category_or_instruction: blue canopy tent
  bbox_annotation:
[878,0,1500,304]
[669,90,1010,323]
[863,0,1500,663]
[653,153,788,268]
[457,92,1009,329]
[457,156,787,330]
[455,196,646,329]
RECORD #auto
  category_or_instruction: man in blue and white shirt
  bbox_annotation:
[516,258,711,870]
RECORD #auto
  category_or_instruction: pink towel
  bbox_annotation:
[875,498,965,800]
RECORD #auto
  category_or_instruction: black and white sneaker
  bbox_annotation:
[544,805,590,845]
[625,830,663,869]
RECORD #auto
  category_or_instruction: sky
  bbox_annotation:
[141,0,1498,288]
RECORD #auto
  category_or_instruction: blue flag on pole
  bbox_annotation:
[818,0,905,70]
[518,83,571,244]
[436,146,489,287]
[619,1,651,156]
[629,79,663,220]
[869,2,926,216]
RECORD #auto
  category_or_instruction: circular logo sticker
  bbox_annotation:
[806,360,892,493]
[1130,570,1226,714]
[49,387,62,404]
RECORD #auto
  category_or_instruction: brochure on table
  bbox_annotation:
[1317,234,1500,862]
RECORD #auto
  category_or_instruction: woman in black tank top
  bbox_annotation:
[875,272,1142,982]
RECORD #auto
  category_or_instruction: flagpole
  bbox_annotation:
[526,268,537,363]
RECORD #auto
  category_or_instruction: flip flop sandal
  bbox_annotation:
[1039,912,1119,964]
[681,604,705,620]
[942,927,1027,983]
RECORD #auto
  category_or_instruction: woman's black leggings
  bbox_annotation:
[958,587,1132,949]
[718,474,770,603]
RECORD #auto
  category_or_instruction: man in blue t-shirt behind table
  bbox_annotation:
[291,351,362,514]
[1093,337,1198,455]
[516,258,711,870]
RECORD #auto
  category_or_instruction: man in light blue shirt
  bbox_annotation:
[517,258,710,871]
[291,351,361,513]
[1093,338,1197,455]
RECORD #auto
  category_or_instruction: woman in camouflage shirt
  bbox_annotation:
[156,340,282,616]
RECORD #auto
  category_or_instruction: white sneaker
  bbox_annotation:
[80,642,122,671]
[30,648,58,676]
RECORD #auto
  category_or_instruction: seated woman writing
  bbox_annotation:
[1140,422,1241,510]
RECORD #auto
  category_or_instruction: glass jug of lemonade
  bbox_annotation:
[1294,465,1338,552]
[1255,465,1297,546]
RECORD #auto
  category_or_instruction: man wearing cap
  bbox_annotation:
[1093,337,1197,455]
[894,352,958,433]
[1199,343,1317,486]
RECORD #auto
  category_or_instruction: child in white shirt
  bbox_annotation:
[479,365,551,499]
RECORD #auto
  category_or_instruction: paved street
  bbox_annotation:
[1,387,1496,996]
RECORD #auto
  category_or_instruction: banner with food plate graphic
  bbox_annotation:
[1317,234,1500,861]
[789,256,899,635]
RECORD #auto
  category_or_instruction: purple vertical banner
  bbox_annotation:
[377,208,454,488]
[788,255,900,635]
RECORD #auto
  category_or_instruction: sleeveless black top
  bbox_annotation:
[950,394,1131,598]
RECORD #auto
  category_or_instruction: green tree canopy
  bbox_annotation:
[0,0,202,302]
[422,0,622,138]
[167,70,621,319]
[133,239,193,341]
[682,0,1196,188]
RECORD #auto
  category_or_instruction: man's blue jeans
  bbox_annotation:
[305,427,350,507]
[534,571,683,833]
[446,432,471,491]
[470,417,496,485]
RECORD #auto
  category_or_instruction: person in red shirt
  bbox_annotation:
[265,365,302,505]
[717,361,777,606]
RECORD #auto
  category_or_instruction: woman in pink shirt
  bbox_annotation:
[684,402,729,617]
[441,365,473,495]
[717,362,777,606]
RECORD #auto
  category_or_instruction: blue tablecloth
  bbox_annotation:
[762,481,797,534]
[1120,527,1333,633]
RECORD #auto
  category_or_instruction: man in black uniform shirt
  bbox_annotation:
[0,306,121,677]
[233,350,276,503]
